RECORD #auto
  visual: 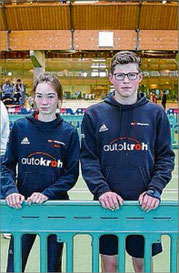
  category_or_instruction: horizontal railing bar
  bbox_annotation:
[0,200,177,206]
[1,201,178,234]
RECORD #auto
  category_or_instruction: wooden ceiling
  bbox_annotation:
[1,1,178,31]
[0,1,178,54]
[0,0,178,90]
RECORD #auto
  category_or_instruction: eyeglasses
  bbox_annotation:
[113,72,139,81]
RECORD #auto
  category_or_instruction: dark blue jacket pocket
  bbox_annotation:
[139,166,151,187]
[105,164,150,200]
[18,172,55,197]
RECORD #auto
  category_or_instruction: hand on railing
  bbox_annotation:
[99,191,123,211]
[27,192,48,205]
[5,192,48,208]
[138,191,160,212]
[6,193,25,209]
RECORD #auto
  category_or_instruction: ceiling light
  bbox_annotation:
[100,64,107,68]
[91,63,106,69]
[99,72,107,77]
[93,59,106,62]
[91,63,99,68]
[83,72,88,77]
[162,0,167,4]
[91,71,99,77]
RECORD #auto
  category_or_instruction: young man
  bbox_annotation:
[2,72,80,272]
[80,51,175,272]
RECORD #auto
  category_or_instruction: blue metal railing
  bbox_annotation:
[0,200,178,272]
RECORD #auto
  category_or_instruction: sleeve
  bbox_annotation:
[42,129,80,199]
[148,109,175,193]
[1,123,19,197]
[80,113,111,198]
[1,102,10,154]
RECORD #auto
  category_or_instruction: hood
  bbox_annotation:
[104,91,149,110]
[25,113,63,130]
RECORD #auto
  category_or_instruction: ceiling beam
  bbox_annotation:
[135,0,142,51]
[69,0,74,51]
[0,30,178,51]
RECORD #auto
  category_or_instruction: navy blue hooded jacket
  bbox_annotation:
[80,93,175,200]
[2,114,80,200]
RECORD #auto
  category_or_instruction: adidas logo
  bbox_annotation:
[99,124,109,132]
[21,137,30,144]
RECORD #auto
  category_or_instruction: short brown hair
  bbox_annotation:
[110,51,141,74]
[32,72,63,101]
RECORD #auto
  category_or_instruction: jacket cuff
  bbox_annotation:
[146,189,161,201]
[147,185,162,194]
[6,188,19,197]
[148,179,164,194]
[96,187,112,199]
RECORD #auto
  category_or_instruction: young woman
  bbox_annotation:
[2,72,80,272]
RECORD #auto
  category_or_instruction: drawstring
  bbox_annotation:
[118,105,122,137]
[117,106,133,156]
[125,108,133,156]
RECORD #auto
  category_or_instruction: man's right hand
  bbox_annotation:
[99,192,123,210]
[6,193,25,209]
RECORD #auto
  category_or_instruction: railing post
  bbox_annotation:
[91,234,100,272]
[40,233,48,272]
[170,234,178,272]
[57,232,74,273]
[13,233,22,272]
[65,236,74,272]
[117,234,126,273]
[143,235,153,272]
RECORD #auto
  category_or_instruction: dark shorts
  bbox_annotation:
[99,234,162,258]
